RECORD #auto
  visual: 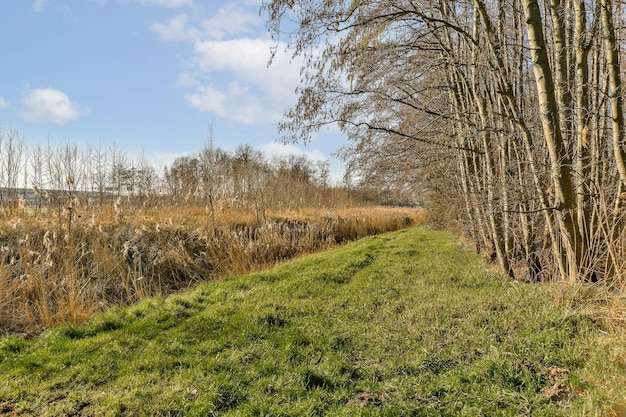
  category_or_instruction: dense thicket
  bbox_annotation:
[262,0,626,283]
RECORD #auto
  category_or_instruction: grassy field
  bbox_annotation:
[0,227,624,416]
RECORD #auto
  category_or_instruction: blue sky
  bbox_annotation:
[0,0,346,181]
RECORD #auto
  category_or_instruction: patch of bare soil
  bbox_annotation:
[540,366,581,403]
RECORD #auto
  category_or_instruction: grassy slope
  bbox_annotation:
[0,228,624,416]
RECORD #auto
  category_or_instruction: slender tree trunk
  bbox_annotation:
[600,0,626,207]
[571,0,593,278]
[476,95,512,276]
[472,0,566,279]
[522,0,582,281]
[548,0,573,152]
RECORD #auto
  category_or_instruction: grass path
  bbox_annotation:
[0,227,624,416]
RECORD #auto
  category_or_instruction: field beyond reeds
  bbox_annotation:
[0,228,624,415]
[0,204,426,336]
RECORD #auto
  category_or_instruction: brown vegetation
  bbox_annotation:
[0,203,425,336]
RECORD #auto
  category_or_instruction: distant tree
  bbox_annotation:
[30,143,45,210]
[198,126,230,231]
[88,142,109,206]
[164,156,200,202]
[107,142,127,197]
[0,127,26,204]
[135,153,158,203]
[314,160,330,188]
[233,144,268,223]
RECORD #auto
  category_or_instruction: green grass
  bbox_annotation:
[0,227,623,416]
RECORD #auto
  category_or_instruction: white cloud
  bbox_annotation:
[32,0,48,12]
[196,38,302,93]
[151,2,300,125]
[258,141,328,162]
[150,3,259,42]
[198,4,259,41]
[185,84,227,113]
[194,39,297,85]
[176,71,197,88]
[135,0,192,7]
[144,151,190,172]
[21,88,85,124]
[0,97,9,109]
[93,0,192,7]
[185,38,300,124]
[185,81,281,125]
[150,14,198,41]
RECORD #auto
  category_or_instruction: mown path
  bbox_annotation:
[0,228,623,416]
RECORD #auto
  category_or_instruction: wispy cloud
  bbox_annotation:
[32,0,48,12]
[150,14,196,41]
[257,141,328,162]
[151,1,299,125]
[135,0,193,8]
[185,37,300,124]
[185,81,278,125]
[21,88,86,124]
[144,151,190,171]
[93,0,193,8]
[196,3,259,41]
[0,97,9,109]
[150,4,259,42]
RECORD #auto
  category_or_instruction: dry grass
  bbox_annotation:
[552,281,626,333]
[550,281,626,413]
[0,202,426,336]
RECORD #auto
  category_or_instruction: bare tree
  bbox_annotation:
[198,124,228,232]
[30,142,45,211]
[89,141,110,206]
[261,0,626,283]
[0,127,26,206]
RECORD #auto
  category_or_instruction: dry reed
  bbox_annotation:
[0,203,426,336]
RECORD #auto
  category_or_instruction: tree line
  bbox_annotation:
[0,126,410,224]
[261,0,626,283]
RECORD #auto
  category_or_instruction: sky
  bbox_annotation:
[0,0,346,182]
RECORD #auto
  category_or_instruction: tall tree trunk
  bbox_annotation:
[548,0,573,152]
[600,0,626,207]
[476,94,513,276]
[573,0,592,277]
[522,0,582,281]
